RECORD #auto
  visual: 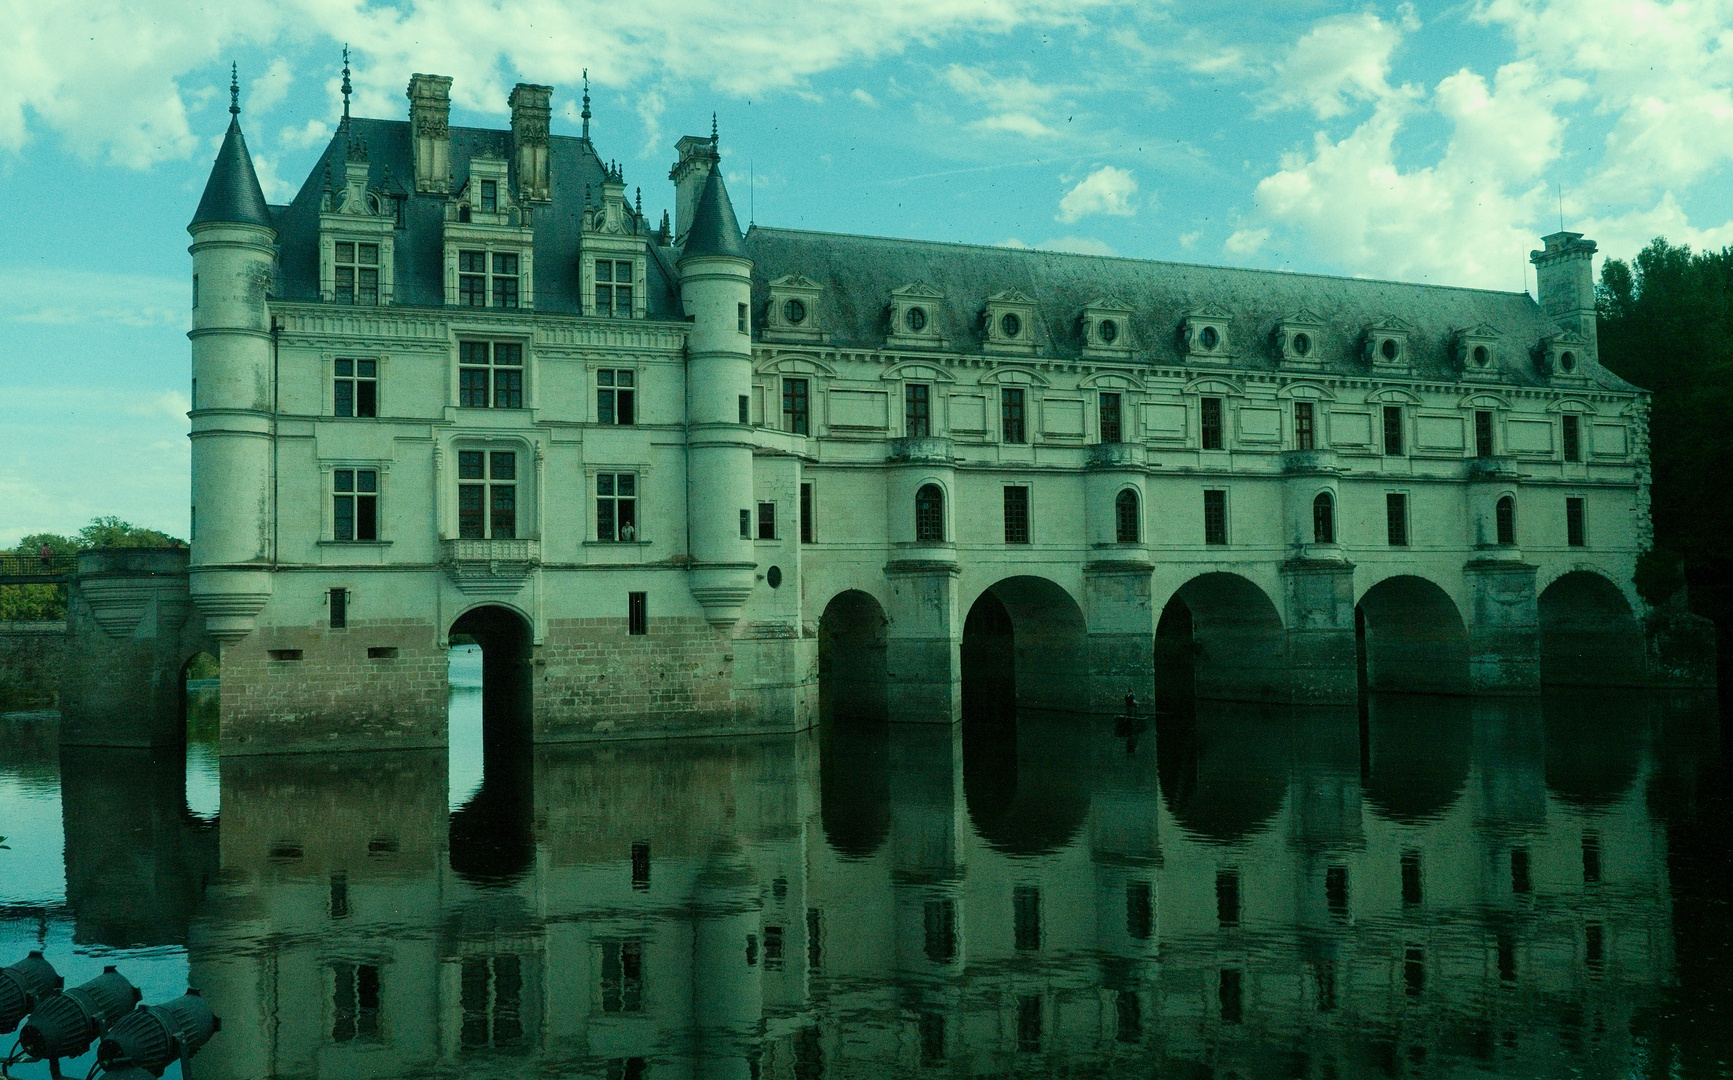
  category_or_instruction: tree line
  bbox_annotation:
[2,517,184,622]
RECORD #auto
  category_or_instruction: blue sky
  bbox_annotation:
[2,0,1730,545]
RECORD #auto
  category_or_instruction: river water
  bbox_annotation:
[0,664,1727,1079]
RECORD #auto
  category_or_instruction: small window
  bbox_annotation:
[1585,923,1605,971]
[739,395,750,425]
[919,1012,945,1065]
[807,909,822,971]
[460,955,524,1049]
[1473,344,1490,366]
[739,509,751,538]
[915,484,944,543]
[1562,414,1581,462]
[1115,489,1140,543]
[594,259,634,317]
[1383,406,1404,455]
[1381,337,1400,361]
[745,934,757,967]
[923,899,956,963]
[905,306,927,332]
[329,871,349,919]
[757,502,776,540]
[491,253,519,309]
[1099,392,1122,443]
[1001,387,1026,443]
[1199,325,1220,350]
[1000,312,1022,338]
[1126,881,1153,940]
[1003,486,1030,544]
[329,587,348,629]
[799,483,814,544]
[1475,410,1495,457]
[1292,331,1311,356]
[597,369,636,425]
[628,592,647,636]
[332,962,381,1043]
[1315,959,1337,1012]
[737,302,748,333]
[596,473,637,542]
[1294,401,1315,450]
[1200,396,1224,450]
[783,378,809,435]
[269,649,303,661]
[1386,493,1409,547]
[458,341,524,409]
[1498,931,1517,982]
[1312,491,1335,544]
[905,383,931,436]
[479,179,497,213]
[630,841,650,889]
[1560,350,1577,372]
[1216,870,1241,927]
[1203,489,1227,545]
[335,358,378,418]
[367,646,397,659]
[763,926,784,971]
[1099,318,1119,344]
[1400,849,1423,906]
[1496,496,1516,545]
[192,274,199,308]
[333,241,380,306]
[458,451,517,539]
[1325,866,1348,920]
[1566,497,1586,547]
[333,469,378,542]
[782,298,807,325]
[1013,885,1041,951]
[599,942,644,1013]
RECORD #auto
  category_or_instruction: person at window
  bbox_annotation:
[620,521,636,542]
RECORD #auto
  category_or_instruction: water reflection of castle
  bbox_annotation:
[55,694,1713,1078]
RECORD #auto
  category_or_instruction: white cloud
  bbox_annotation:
[1224,228,1267,255]
[1057,165,1138,223]
[1261,12,1411,119]
[0,268,185,328]
[126,391,192,423]
[942,64,1056,112]
[250,152,297,202]
[971,113,1056,138]
[248,57,293,115]
[852,88,878,107]
[278,119,333,150]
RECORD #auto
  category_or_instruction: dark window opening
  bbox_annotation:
[334,358,378,417]
[915,484,944,543]
[599,942,644,1013]
[919,1012,945,1065]
[367,646,397,659]
[330,587,348,628]
[1003,486,1030,544]
[1126,880,1153,940]
[783,378,809,434]
[628,592,647,636]
[1383,406,1404,456]
[1498,931,1517,983]
[1115,489,1140,543]
[739,394,750,425]
[631,841,650,889]
[1562,414,1581,462]
[597,369,636,424]
[1475,410,1495,457]
[1315,960,1337,1012]
[1386,493,1409,547]
[458,341,524,409]
[1099,392,1122,443]
[1566,497,1587,547]
[905,383,930,436]
[1204,489,1227,545]
[1013,885,1041,951]
[1585,923,1604,971]
[1001,387,1026,443]
[1313,492,1335,544]
[269,649,303,661]
[329,872,349,919]
[1401,849,1423,906]
[1116,991,1141,1043]
[1200,396,1224,450]
[1219,970,1242,1024]
[807,909,823,971]
[1017,995,1042,1053]
[1511,848,1532,894]
[1582,831,1601,883]
[458,451,517,539]
[745,934,758,967]
[764,926,784,971]
[1496,496,1516,546]
[594,259,634,317]
[1216,870,1241,927]
[333,469,378,542]
[799,483,813,543]
[332,961,381,1043]
[757,502,776,540]
[1294,401,1315,450]
[333,241,380,306]
[1326,866,1349,920]
[1405,947,1426,997]
[737,302,748,333]
[459,955,523,1050]
[596,473,637,542]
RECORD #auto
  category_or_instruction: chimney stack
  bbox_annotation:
[1530,231,1598,358]
[509,83,553,203]
[407,74,452,194]
[670,133,718,246]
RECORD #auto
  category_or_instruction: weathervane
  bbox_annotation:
[581,69,591,140]
[341,45,352,123]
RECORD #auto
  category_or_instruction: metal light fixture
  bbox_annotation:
[0,952,62,1034]
[98,990,221,1078]
[17,966,139,1065]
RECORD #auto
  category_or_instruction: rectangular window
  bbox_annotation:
[332,962,381,1043]
[1404,947,1426,997]
[334,358,378,418]
[1314,959,1336,1012]
[739,395,750,425]
[1003,486,1030,544]
[594,259,634,317]
[1013,885,1041,951]
[628,592,647,636]
[479,179,497,213]
[1203,489,1227,545]
[1386,493,1409,547]
[1400,849,1423,906]
[596,473,637,542]
[1200,396,1224,450]
[919,1012,945,1065]
[599,942,644,1013]
[738,302,749,333]
[1326,866,1349,920]
[333,469,378,542]
[757,502,776,540]
[1001,387,1026,443]
[458,341,524,409]
[1099,392,1123,443]
[1383,406,1405,456]
[799,484,813,544]
[905,383,931,436]
[460,955,523,1050]
[783,378,810,435]
[1216,870,1241,927]
[1476,410,1495,457]
[807,909,823,971]
[631,841,650,889]
[1566,497,1587,547]
[457,451,516,539]
[1562,414,1581,462]
[739,509,751,538]
[459,250,487,306]
[492,253,519,309]
[333,241,381,306]
[329,587,347,629]
[1586,923,1605,971]
[923,899,956,963]
[1126,881,1153,940]
[1582,830,1601,883]
[596,369,636,425]
[1294,401,1315,450]
[457,249,520,308]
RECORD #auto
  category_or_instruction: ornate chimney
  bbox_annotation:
[509,83,553,203]
[670,132,718,246]
[1530,231,1598,358]
[406,73,452,194]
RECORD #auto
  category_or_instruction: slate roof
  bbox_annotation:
[267,118,683,318]
[681,169,746,261]
[742,227,1637,393]
[190,116,273,230]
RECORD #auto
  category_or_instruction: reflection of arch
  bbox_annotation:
[964,715,1090,856]
[447,604,534,886]
[1538,571,1645,686]
[1363,695,1472,824]
[915,484,945,542]
[818,590,888,724]
[1115,489,1140,543]
[1157,574,1287,702]
[1156,700,1289,844]
[962,577,1088,714]
[1356,576,1469,694]
[820,718,891,860]
[1312,492,1335,544]
[1542,689,1644,809]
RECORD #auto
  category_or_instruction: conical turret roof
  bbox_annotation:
[190,115,273,230]
[681,168,746,260]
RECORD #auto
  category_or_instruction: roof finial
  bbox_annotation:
[581,69,591,141]
[711,112,718,145]
[635,186,642,217]
[229,63,240,116]
[341,45,352,123]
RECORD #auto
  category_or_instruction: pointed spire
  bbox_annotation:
[680,167,746,261]
[191,62,272,230]
[581,69,591,140]
[341,45,352,123]
[635,187,642,217]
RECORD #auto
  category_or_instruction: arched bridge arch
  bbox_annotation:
[1538,570,1645,687]
[1356,575,1470,694]
[1156,573,1287,703]
[961,576,1089,717]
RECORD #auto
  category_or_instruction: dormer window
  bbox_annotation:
[1365,318,1413,369]
[1275,309,1327,366]
[983,289,1037,355]
[1082,297,1135,359]
[1181,306,1233,361]
[765,274,824,342]
[1538,330,1589,381]
[907,308,927,331]
[335,242,380,305]
[595,260,634,317]
[1100,320,1119,344]
[888,282,947,349]
[480,180,498,213]
[784,299,807,324]
[457,251,519,309]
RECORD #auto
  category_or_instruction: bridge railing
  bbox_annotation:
[0,551,79,584]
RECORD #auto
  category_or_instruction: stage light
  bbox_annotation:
[97,990,220,1078]
[0,952,62,1034]
[18,966,139,1062]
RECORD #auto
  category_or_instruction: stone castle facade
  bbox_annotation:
[180,72,1698,753]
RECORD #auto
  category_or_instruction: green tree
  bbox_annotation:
[3,519,185,621]
[76,516,183,549]
[1598,239,1733,639]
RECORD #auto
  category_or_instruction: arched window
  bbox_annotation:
[915,484,945,542]
[1115,489,1140,543]
[1312,492,1335,545]
[1495,496,1516,546]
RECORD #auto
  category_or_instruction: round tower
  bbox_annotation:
[680,149,757,628]
[186,69,276,642]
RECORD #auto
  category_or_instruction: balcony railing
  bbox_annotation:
[441,539,540,595]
